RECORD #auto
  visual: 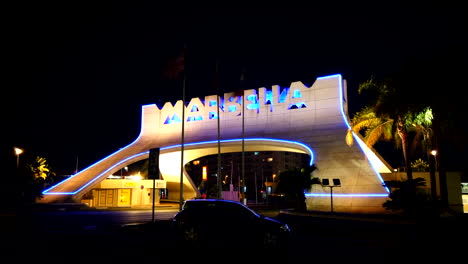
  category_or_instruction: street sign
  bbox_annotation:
[148,148,160,179]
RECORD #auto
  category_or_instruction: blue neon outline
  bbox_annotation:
[278,87,289,103]
[165,113,182,124]
[44,76,389,198]
[43,105,155,195]
[265,90,273,105]
[305,193,388,197]
[306,74,390,197]
[209,112,217,119]
[246,94,259,110]
[292,89,302,98]
[43,137,314,195]
[42,152,149,195]
[228,105,237,112]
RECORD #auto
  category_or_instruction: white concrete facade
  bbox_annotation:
[40,74,393,213]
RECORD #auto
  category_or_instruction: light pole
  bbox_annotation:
[121,166,128,178]
[430,150,438,199]
[322,178,341,213]
[431,150,438,171]
[14,147,23,168]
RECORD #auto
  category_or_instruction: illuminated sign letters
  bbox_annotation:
[162,83,308,125]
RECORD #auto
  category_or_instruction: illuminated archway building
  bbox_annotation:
[41,74,394,213]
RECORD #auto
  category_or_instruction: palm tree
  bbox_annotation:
[407,107,437,200]
[275,165,318,211]
[346,77,417,182]
[382,177,430,216]
[345,105,394,149]
[20,155,57,204]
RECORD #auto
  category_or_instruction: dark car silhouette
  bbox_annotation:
[172,199,291,249]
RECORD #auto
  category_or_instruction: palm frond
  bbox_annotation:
[364,124,385,147]
[345,129,354,146]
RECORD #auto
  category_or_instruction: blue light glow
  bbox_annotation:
[161,138,315,166]
[188,116,203,121]
[278,87,289,103]
[265,90,273,105]
[44,75,390,201]
[209,112,218,119]
[311,74,390,196]
[43,152,149,195]
[305,193,388,197]
[188,105,203,121]
[246,94,259,110]
[228,105,237,112]
[292,89,302,98]
[43,137,314,195]
[164,114,182,124]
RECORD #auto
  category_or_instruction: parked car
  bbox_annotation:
[172,199,291,249]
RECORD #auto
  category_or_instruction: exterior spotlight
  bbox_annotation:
[14,147,23,168]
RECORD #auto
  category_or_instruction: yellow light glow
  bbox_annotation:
[14,147,23,155]
[126,172,142,181]
[431,150,437,156]
[202,166,207,181]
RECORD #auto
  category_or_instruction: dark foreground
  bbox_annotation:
[12,206,467,262]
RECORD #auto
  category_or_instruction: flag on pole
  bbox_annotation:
[232,67,246,97]
[162,48,185,80]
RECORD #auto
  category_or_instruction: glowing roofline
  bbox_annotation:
[43,137,314,195]
[311,74,389,196]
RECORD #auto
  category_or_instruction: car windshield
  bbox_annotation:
[182,199,261,218]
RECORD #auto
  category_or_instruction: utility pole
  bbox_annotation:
[179,50,186,211]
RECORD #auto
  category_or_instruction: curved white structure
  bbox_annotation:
[41,74,393,213]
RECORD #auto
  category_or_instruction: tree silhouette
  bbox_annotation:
[275,165,317,211]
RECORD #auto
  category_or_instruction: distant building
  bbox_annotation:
[185,151,309,201]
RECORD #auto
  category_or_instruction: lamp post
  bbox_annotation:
[430,150,438,200]
[430,150,437,171]
[14,147,23,168]
[322,178,341,213]
[121,166,128,178]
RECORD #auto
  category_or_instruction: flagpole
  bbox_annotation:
[75,156,79,174]
[179,46,186,210]
[241,91,245,204]
[239,68,246,204]
[216,60,222,199]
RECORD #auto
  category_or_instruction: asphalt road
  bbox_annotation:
[13,205,466,262]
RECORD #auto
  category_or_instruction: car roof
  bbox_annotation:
[182,199,260,215]
[184,199,241,204]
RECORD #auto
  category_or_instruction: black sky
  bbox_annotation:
[11,1,467,173]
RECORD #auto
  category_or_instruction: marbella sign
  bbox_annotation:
[160,82,309,125]
[41,74,393,214]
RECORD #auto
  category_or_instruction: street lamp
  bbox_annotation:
[431,150,438,171]
[429,149,438,200]
[14,147,23,168]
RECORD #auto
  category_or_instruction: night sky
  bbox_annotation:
[11,2,466,174]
